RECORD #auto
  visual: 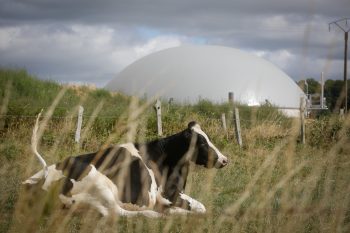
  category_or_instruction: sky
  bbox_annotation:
[0,0,349,87]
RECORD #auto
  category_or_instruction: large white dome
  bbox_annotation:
[106,45,304,109]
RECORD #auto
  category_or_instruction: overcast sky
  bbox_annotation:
[0,0,349,86]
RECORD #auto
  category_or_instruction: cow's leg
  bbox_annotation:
[115,205,162,218]
[68,192,162,218]
[71,192,110,216]
[168,207,192,215]
[171,193,206,214]
[59,194,74,208]
[73,188,162,218]
[68,166,163,218]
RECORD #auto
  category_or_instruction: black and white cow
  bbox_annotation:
[24,112,228,217]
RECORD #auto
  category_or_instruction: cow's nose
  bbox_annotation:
[222,157,228,167]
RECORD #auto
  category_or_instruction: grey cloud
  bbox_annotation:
[1,0,347,25]
[0,0,348,85]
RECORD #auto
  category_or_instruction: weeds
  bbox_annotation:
[1,69,350,233]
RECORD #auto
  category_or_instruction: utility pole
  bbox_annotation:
[329,18,350,114]
[321,72,325,109]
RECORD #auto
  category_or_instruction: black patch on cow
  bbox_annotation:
[192,134,218,168]
[61,177,75,197]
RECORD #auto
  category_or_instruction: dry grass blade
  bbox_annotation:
[2,72,350,233]
[218,140,287,223]
[0,80,12,130]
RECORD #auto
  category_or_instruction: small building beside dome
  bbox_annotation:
[106,45,305,115]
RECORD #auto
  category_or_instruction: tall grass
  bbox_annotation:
[1,69,350,233]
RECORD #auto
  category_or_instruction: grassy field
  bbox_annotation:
[1,69,350,233]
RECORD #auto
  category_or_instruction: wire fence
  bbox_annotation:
[0,114,119,119]
[0,99,302,147]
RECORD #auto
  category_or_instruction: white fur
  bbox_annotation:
[61,165,162,217]
[23,169,45,185]
[179,193,206,213]
[168,207,192,215]
[23,164,65,191]
[119,143,142,159]
[42,165,65,190]
[156,186,172,206]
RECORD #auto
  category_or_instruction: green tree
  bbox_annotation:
[324,79,350,112]
[297,78,320,95]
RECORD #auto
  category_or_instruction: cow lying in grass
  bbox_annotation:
[24,112,228,217]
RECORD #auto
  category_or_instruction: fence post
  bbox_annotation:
[340,108,345,119]
[0,80,12,130]
[234,107,243,147]
[228,92,234,104]
[221,113,228,139]
[167,98,174,112]
[300,97,306,144]
[228,92,234,138]
[154,99,162,136]
[75,105,84,143]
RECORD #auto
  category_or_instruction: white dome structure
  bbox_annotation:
[106,45,305,112]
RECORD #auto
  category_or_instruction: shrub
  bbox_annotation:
[307,116,343,148]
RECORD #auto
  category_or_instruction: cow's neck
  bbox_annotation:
[137,130,193,201]
[144,130,191,169]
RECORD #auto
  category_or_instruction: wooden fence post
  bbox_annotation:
[221,113,228,139]
[75,105,84,143]
[300,97,306,144]
[0,80,12,130]
[154,100,162,136]
[228,92,234,104]
[167,98,174,112]
[340,108,345,119]
[234,107,243,147]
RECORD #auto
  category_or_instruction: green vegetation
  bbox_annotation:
[298,78,350,112]
[1,69,350,233]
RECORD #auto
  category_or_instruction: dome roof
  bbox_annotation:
[106,45,304,109]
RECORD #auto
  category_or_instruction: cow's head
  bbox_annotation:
[186,121,228,169]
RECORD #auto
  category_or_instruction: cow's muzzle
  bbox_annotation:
[215,156,228,168]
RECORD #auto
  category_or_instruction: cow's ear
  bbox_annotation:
[188,121,197,129]
[184,122,195,139]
